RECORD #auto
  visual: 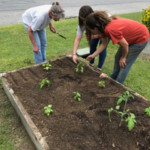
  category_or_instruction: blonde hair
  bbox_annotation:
[51,2,65,18]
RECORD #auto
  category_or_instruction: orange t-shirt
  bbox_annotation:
[105,17,149,45]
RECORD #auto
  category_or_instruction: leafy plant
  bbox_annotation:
[40,78,51,88]
[145,107,150,117]
[108,91,136,131]
[73,92,81,101]
[125,113,136,131]
[44,104,53,116]
[142,5,150,31]
[98,81,105,88]
[75,62,85,73]
[42,62,52,71]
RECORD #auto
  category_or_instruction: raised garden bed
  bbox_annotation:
[1,56,150,150]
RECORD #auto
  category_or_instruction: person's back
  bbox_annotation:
[22,5,51,31]
[105,17,149,45]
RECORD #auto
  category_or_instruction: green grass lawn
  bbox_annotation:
[0,11,150,149]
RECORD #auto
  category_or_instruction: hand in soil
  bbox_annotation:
[99,73,108,78]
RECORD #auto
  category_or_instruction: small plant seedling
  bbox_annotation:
[44,104,53,116]
[108,91,136,131]
[125,113,136,131]
[145,107,150,117]
[42,62,52,71]
[73,92,81,101]
[108,108,113,122]
[98,81,105,88]
[75,62,85,73]
[40,78,51,88]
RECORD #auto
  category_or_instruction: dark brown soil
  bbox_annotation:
[3,56,150,150]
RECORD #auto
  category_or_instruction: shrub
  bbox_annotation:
[142,5,150,31]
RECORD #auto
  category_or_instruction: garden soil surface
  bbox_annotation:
[3,56,150,150]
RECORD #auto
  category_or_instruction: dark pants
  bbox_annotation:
[110,39,149,84]
[90,38,108,68]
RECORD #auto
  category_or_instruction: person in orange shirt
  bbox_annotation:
[86,11,149,84]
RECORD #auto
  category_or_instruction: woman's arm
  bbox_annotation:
[86,37,108,61]
[49,22,56,33]
[72,35,82,63]
[28,26,38,54]
[118,38,129,68]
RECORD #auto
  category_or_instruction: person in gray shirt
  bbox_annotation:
[22,2,64,64]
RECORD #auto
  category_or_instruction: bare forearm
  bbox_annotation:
[49,22,52,28]
[118,38,129,58]
[92,38,108,57]
[121,46,128,58]
[73,35,82,54]
[28,27,36,47]
[118,38,129,68]
[28,26,38,53]
[92,44,106,57]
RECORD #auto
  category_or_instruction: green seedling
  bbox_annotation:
[75,62,85,73]
[40,78,51,88]
[42,62,52,71]
[125,113,136,131]
[98,81,105,88]
[44,104,53,116]
[108,91,136,131]
[73,92,81,101]
[145,107,150,117]
[108,108,113,122]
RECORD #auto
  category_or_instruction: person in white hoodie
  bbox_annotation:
[22,2,64,64]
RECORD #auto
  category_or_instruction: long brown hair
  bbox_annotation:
[86,11,115,34]
[79,5,94,27]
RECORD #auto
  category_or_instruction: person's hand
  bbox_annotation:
[50,26,56,33]
[99,73,108,78]
[86,54,94,61]
[73,54,77,64]
[33,45,39,54]
[119,57,126,68]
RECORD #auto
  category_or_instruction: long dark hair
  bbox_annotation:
[86,11,115,34]
[79,5,94,27]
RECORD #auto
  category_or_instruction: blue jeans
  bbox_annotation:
[90,38,109,68]
[110,39,149,84]
[24,24,47,64]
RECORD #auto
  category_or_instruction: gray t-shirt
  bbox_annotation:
[76,25,85,36]
[22,5,52,31]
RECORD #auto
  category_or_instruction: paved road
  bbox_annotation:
[0,0,149,26]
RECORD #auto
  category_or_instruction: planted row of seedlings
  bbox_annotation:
[40,61,150,131]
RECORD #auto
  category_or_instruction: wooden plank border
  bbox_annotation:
[1,77,49,150]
